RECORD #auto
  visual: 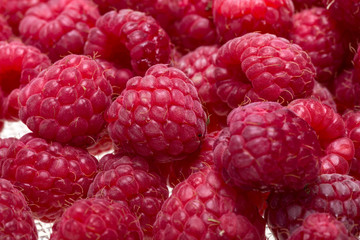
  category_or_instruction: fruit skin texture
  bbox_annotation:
[343,111,360,180]
[288,213,353,240]
[1,133,98,222]
[311,81,336,111]
[19,0,100,61]
[333,69,360,113]
[50,198,143,240]
[289,7,344,84]
[153,167,265,240]
[218,101,321,191]
[0,178,37,240]
[106,64,207,163]
[213,0,294,43]
[215,32,316,108]
[0,15,12,41]
[0,41,51,121]
[87,154,169,237]
[266,174,360,240]
[292,0,323,10]
[84,9,171,76]
[18,54,113,147]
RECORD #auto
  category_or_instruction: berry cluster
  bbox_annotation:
[1,0,360,239]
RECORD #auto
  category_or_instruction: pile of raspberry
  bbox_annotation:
[2,0,360,239]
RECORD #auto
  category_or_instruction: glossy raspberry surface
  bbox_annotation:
[18,54,113,147]
[50,198,143,240]
[0,41,51,121]
[19,0,100,61]
[220,102,321,191]
[0,137,17,171]
[1,133,98,222]
[88,154,169,237]
[153,167,265,240]
[0,178,37,240]
[84,9,171,76]
[266,174,360,240]
[215,32,316,108]
[288,213,353,240]
[311,81,336,111]
[0,15,12,41]
[289,7,344,84]
[344,111,360,179]
[334,69,359,113]
[213,0,294,43]
[106,64,207,163]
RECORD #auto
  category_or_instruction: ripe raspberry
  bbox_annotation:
[95,59,134,96]
[288,213,354,240]
[0,137,17,171]
[219,102,321,191]
[19,0,100,61]
[1,133,98,222]
[106,64,207,163]
[84,9,171,76]
[18,54,113,147]
[343,111,360,179]
[333,69,360,113]
[0,41,51,121]
[215,32,316,108]
[92,0,157,15]
[265,174,360,240]
[50,198,143,240]
[311,81,336,111]
[213,0,294,43]
[292,0,323,10]
[175,45,230,130]
[153,167,265,240]
[87,154,169,237]
[289,7,344,84]
[0,15,12,41]
[0,178,37,240]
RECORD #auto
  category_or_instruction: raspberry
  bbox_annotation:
[106,64,207,163]
[334,69,360,113]
[87,154,169,237]
[292,0,323,10]
[86,130,114,156]
[92,0,157,15]
[215,32,316,108]
[343,111,360,179]
[175,45,230,130]
[0,178,37,240]
[18,54,113,147]
[153,167,265,240]
[311,81,336,111]
[84,9,171,76]
[50,198,143,240]
[0,15,12,41]
[213,0,294,43]
[288,213,354,240]
[265,174,360,239]
[0,41,51,121]
[1,133,98,222]
[0,137,17,171]
[19,0,100,61]
[219,102,321,191]
[289,7,344,84]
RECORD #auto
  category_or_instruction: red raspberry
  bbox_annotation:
[0,15,12,41]
[311,81,336,111]
[92,0,157,15]
[288,213,354,240]
[153,167,265,240]
[292,0,323,10]
[0,137,17,171]
[176,45,230,130]
[219,102,321,191]
[18,54,113,147]
[19,0,100,61]
[0,178,37,240]
[50,198,143,240]
[87,154,169,237]
[84,9,171,76]
[1,133,98,222]
[334,69,360,113]
[265,174,360,239]
[215,32,316,108]
[0,41,51,121]
[106,64,207,163]
[322,0,360,33]
[343,111,360,179]
[213,0,294,43]
[289,7,344,84]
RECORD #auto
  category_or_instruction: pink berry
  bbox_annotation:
[0,15,12,41]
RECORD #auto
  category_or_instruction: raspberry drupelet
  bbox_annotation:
[18,54,113,147]
[88,153,169,237]
[106,64,207,163]
[0,178,38,240]
[84,9,171,76]
[213,0,294,43]
[0,15,12,41]
[343,111,360,180]
[1,133,98,222]
[19,0,100,61]
[50,198,143,240]
[311,81,337,111]
[215,32,316,108]
[333,69,360,113]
